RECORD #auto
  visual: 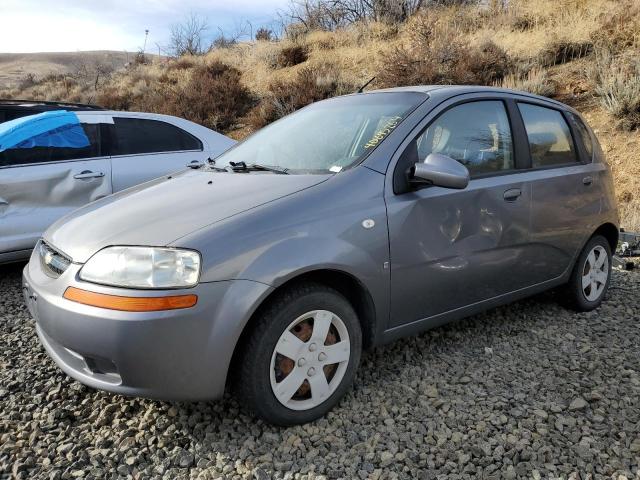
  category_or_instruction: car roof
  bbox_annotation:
[363,85,576,112]
[0,99,104,111]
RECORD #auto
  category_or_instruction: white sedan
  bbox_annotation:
[0,110,235,264]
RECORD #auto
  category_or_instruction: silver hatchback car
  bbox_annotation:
[0,109,234,264]
[23,86,618,425]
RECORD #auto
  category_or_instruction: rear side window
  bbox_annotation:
[518,103,577,167]
[0,123,101,167]
[111,118,202,156]
[411,100,514,176]
[567,112,593,160]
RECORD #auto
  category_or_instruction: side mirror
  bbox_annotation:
[410,153,470,189]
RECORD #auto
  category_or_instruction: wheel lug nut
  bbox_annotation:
[318,352,327,361]
[307,367,316,377]
[308,343,317,352]
[297,358,306,367]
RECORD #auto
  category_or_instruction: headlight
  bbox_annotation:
[79,246,201,289]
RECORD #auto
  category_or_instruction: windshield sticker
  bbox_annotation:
[329,165,343,173]
[363,116,403,149]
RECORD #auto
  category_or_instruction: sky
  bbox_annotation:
[0,0,291,53]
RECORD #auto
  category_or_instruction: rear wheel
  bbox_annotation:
[236,283,362,426]
[564,235,612,311]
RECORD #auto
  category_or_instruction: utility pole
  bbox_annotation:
[143,29,149,54]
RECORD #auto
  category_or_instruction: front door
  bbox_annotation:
[386,99,532,328]
[0,122,111,255]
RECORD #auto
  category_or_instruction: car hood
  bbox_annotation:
[45,170,329,263]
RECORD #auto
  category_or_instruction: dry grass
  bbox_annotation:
[1,0,639,228]
[497,67,556,97]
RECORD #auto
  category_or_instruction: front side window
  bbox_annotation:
[518,103,578,167]
[216,92,426,174]
[0,123,101,167]
[112,118,202,156]
[410,100,514,176]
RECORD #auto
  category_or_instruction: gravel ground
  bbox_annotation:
[1,262,639,480]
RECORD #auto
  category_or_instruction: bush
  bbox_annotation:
[509,13,537,32]
[539,40,593,67]
[255,27,273,41]
[497,68,556,97]
[591,0,640,53]
[596,66,640,131]
[97,87,134,110]
[275,44,309,68]
[247,65,355,129]
[377,36,512,88]
[18,73,37,90]
[99,61,254,132]
[165,62,254,131]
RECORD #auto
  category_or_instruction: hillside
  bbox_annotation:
[0,0,638,229]
[0,51,137,90]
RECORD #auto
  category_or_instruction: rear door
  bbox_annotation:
[517,101,603,283]
[108,116,207,191]
[0,122,112,256]
[385,97,533,327]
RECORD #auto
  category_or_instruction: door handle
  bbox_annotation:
[74,170,105,180]
[187,160,204,169]
[503,188,522,201]
[583,176,593,185]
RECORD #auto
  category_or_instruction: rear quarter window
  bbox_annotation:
[568,112,594,161]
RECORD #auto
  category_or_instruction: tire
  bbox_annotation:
[564,235,612,311]
[236,282,362,426]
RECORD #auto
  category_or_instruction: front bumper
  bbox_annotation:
[23,253,272,401]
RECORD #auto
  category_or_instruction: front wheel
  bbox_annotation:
[236,283,362,426]
[564,235,612,311]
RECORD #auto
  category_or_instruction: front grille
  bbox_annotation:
[39,241,72,277]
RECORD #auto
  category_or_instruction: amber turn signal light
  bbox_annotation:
[63,287,197,312]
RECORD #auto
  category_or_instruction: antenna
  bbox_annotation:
[357,76,376,93]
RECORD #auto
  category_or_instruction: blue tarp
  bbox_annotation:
[0,110,90,153]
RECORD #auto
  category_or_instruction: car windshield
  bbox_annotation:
[214,92,426,174]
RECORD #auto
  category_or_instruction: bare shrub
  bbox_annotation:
[509,13,537,32]
[247,64,356,129]
[170,13,209,56]
[163,62,254,131]
[98,61,254,132]
[165,56,198,71]
[96,87,135,110]
[211,33,238,49]
[284,0,427,32]
[255,27,274,41]
[275,44,309,68]
[377,34,512,87]
[497,68,556,97]
[591,0,640,53]
[463,40,513,85]
[539,40,593,67]
[18,73,37,90]
[133,50,148,66]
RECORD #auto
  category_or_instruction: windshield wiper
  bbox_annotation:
[229,161,289,174]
